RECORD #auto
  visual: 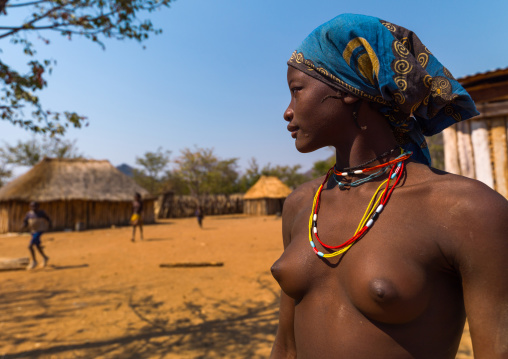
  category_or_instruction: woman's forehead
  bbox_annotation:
[287,66,311,83]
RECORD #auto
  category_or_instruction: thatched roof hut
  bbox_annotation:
[0,158,155,233]
[443,67,508,199]
[243,176,292,215]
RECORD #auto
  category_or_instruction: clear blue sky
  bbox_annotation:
[1,0,507,175]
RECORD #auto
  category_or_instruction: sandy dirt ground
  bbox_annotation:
[0,215,473,359]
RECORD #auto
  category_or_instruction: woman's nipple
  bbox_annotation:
[370,278,398,303]
[271,258,283,283]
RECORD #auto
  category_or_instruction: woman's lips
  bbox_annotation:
[288,125,298,138]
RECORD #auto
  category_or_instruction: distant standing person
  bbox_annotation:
[131,193,144,242]
[23,201,51,270]
[195,206,204,228]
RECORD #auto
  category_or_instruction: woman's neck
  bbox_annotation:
[334,102,400,170]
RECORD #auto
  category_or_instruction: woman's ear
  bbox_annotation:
[342,92,361,105]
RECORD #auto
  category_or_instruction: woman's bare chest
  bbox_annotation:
[271,200,457,324]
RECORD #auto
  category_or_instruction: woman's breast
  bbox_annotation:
[271,235,318,302]
[272,228,441,325]
[341,247,432,324]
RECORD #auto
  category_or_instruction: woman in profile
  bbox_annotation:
[270,14,508,359]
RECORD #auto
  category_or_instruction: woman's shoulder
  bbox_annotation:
[407,162,508,226]
[284,177,324,208]
[282,176,327,223]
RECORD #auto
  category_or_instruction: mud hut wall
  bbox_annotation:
[0,199,155,233]
[0,204,9,233]
[156,194,243,219]
[243,199,262,216]
[0,201,27,233]
[443,113,508,199]
[243,198,285,216]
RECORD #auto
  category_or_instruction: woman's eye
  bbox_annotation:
[290,87,302,94]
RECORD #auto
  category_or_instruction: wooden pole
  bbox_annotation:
[0,257,29,271]
[491,117,508,198]
[443,127,461,175]
[470,120,494,188]
[456,121,476,179]
[159,262,224,268]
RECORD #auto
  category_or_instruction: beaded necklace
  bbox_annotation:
[333,166,390,189]
[332,152,412,177]
[308,151,411,258]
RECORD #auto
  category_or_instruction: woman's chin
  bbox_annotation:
[295,141,321,154]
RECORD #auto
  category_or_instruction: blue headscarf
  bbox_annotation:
[287,13,479,165]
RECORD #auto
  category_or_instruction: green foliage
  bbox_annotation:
[426,132,444,170]
[260,163,309,189]
[236,157,261,193]
[133,147,170,195]
[311,155,335,178]
[172,146,240,196]
[162,170,190,196]
[0,157,12,187]
[0,0,172,136]
[0,136,83,167]
[238,157,309,191]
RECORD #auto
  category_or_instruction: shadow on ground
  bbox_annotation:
[1,275,279,359]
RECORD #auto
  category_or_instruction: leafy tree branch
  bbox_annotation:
[0,0,172,136]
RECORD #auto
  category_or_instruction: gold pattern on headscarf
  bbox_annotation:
[423,95,430,106]
[394,59,413,75]
[287,52,391,106]
[393,40,410,58]
[443,105,461,121]
[444,105,454,116]
[317,67,328,76]
[342,37,380,85]
[381,21,396,32]
[394,92,405,105]
[400,37,412,52]
[431,76,455,100]
[443,67,455,79]
[417,53,429,68]
[423,75,432,88]
[296,53,304,63]
[411,101,422,114]
[394,76,407,91]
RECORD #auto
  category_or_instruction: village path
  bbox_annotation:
[0,215,473,358]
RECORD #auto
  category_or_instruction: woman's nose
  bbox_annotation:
[283,105,293,122]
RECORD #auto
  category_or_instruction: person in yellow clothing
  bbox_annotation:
[130,192,144,242]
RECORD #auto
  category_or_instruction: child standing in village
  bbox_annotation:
[195,206,204,228]
[23,201,51,270]
[131,192,144,242]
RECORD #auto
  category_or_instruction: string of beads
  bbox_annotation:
[308,151,411,258]
[332,150,408,189]
[341,145,399,171]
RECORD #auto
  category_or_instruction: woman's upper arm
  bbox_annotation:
[270,188,307,358]
[270,291,297,359]
[456,190,508,358]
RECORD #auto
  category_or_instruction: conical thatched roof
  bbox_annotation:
[0,158,150,202]
[243,176,292,200]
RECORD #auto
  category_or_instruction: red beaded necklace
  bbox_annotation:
[309,152,410,258]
